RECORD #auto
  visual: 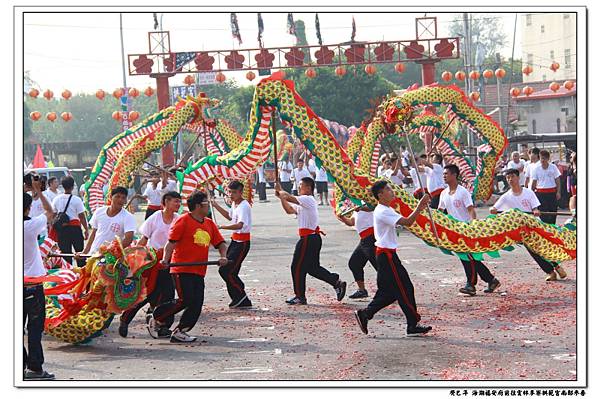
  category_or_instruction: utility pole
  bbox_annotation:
[463,13,473,151]
[119,13,130,133]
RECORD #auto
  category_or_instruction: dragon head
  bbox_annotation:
[380,97,413,133]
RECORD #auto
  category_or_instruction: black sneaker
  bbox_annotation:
[483,278,501,293]
[406,323,432,336]
[354,310,369,334]
[24,369,55,380]
[459,284,476,296]
[118,320,129,338]
[285,296,307,305]
[348,289,368,299]
[334,280,347,301]
[145,307,153,324]
[229,295,253,308]
[157,327,173,338]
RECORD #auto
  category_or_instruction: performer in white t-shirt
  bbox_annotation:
[336,207,377,299]
[382,155,404,187]
[422,153,446,209]
[278,157,294,193]
[44,177,60,203]
[275,177,346,305]
[211,180,254,309]
[119,191,182,339]
[438,164,501,296]
[140,173,164,219]
[354,180,432,336]
[314,164,329,206]
[291,159,312,196]
[523,147,540,189]
[23,178,55,380]
[531,150,562,224]
[504,151,527,186]
[490,168,567,282]
[80,186,137,256]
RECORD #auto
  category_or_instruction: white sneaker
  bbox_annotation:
[170,328,197,343]
[146,315,159,339]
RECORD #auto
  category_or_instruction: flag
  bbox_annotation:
[33,144,45,168]
[231,13,242,45]
[153,13,159,30]
[351,16,356,42]
[287,13,296,36]
[315,13,322,45]
[257,13,264,47]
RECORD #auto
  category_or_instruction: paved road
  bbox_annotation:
[42,190,577,381]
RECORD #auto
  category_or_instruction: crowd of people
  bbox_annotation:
[22,143,576,380]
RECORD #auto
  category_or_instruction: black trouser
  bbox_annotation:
[56,225,85,267]
[460,254,495,286]
[219,240,250,302]
[281,181,293,194]
[153,273,204,333]
[348,235,378,283]
[257,182,267,201]
[23,285,45,372]
[364,251,421,327]
[121,268,175,327]
[429,193,441,209]
[525,246,557,274]
[291,234,339,299]
[536,191,558,224]
[145,208,160,220]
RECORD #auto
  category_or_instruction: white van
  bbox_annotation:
[27,167,79,195]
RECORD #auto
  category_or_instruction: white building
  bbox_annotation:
[521,13,576,83]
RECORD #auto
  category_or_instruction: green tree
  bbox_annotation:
[448,14,508,65]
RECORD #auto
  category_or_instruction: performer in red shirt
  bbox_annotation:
[149,191,228,343]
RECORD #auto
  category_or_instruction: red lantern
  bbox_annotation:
[246,71,256,81]
[30,111,41,121]
[482,69,494,79]
[144,86,155,97]
[61,90,72,100]
[184,75,195,86]
[95,89,105,100]
[113,88,124,99]
[43,89,54,100]
[215,72,226,83]
[441,71,452,82]
[335,66,346,77]
[523,86,534,96]
[550,62,560,72]
[510,87,521,97]
[549,82,560,92]
[112,111,122,121]
[129,111,140,121]
[455,71,466,81]
[305,67,317,78]
[46,112,57,122]
[522,65,533,76]
[61,112,72,122]
[394,62,406,73]
[469,91,480,102]
[128,88,140,98]
[29,88,39,98]
[495,68,506,79]
[469,71,480,80]
[563,80,574,91]
[364,64,377,75]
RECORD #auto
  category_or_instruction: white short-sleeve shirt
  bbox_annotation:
[257,165,266,183]
[228,199,252,235]
[383,169,404,187]
[278,161,293,182]
[159,179,178,193]
[89,206,137,253]
[143,184,163,206]
[307,159,317,174]
[531,163,562,189]
[373,204,401,249]
[315,166,328,182]
[524,160,539,189]
[24,215,48,277]
[506,160,527,186]
[293,195,319,230]
[292,167,311,190]
[409,168,427,190]
[138,210,180,250]
[44,189,59,203]
[52,193,85,221]
[424,164,445,192]
[354,210,374,235]
[438,185,473,222]
[493,187,541,213]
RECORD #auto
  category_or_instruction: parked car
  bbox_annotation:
[27,167,78,195]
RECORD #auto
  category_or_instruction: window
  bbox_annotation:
[532,119,537,134]
[550,50,555,60]
[526,14,532,26]
[527,53,534,66]
[561,107,569,117]
[541,25,545,33]
[556,118,561,132]
[565,49,571,68]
